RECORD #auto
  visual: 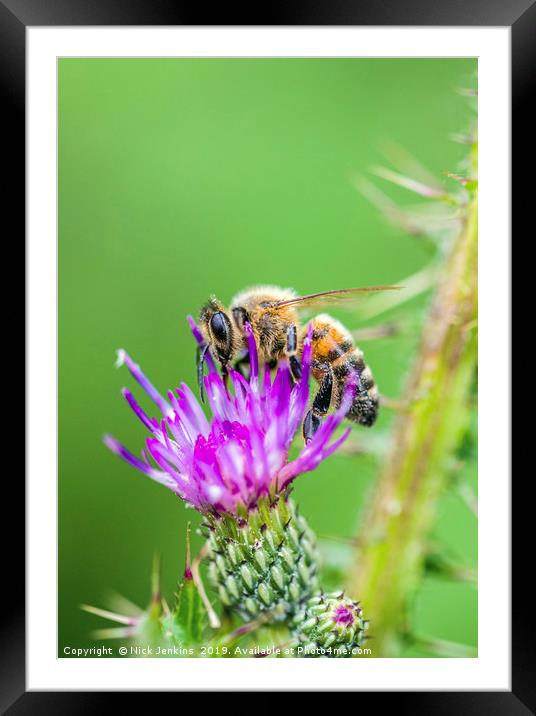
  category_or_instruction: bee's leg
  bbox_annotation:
[233,355,277,381]
[221,363,230,393]
[303,363,333,443]
[196,344,209,403]
[286,324,302,383]
[232,352,250,378]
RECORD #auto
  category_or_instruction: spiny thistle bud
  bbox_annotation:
[292,591,368,657]
[204,496,318,621]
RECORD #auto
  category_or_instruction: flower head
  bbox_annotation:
[105,318,355,517]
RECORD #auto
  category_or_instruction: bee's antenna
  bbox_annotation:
[197,344,209,403]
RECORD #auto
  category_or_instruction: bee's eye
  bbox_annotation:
[210,312,229,343]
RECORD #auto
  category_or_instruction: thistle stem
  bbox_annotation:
[191,544,221,629]
[346,142,478,656]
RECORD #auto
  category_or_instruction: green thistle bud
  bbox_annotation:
[292,591,368,658]
[204,497,319,621]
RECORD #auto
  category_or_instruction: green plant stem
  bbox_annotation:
[347,146,477,657]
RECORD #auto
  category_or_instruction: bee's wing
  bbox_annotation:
[273,286,402,312]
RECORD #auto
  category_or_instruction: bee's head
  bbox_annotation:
[199,296,234,368]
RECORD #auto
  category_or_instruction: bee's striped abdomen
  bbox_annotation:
[309,314,379,427]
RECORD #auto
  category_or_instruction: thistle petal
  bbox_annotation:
[116,350,172,417]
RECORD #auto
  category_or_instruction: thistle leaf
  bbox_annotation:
[168,574,207,647]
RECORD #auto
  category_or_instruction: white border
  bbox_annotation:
[28,27,510,691]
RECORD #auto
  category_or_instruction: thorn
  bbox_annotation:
[80,604,138,626]
[161,597,171,618]
[351,322,401,341]
[356,265,438,321]
[91,626,137,640]
[353,175,427,237]
[370,165,448,199]
[336,440,367,456]
[452,479,478,517]
[457,87,478,97]
[105,591,144,618]
[379,140,443,190]
[444,171,471,186]
[184,522,193,580]
[449,132,476,145]
[380,395,411,412]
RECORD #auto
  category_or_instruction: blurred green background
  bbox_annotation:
[58,58,477,656]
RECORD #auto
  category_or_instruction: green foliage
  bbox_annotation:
[164,575,207,647]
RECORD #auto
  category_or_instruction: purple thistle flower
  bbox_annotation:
[104,318,356,517]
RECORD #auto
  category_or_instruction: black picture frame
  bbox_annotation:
[6,0,525,710]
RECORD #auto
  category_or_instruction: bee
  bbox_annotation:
[197,285,400,442]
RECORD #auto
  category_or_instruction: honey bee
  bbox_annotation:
[197,285,400,442]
